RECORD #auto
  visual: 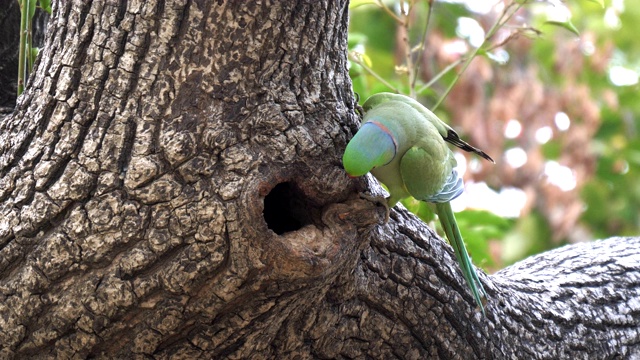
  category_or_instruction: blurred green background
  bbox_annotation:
[348,0,639,272]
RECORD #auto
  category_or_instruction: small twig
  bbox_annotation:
[376,0,404,24]
[432,1,525,111]
[411,0,434,92]
[27,13,34,72]
[349,52,401,93]
[17,0,29,96]
[485,25,543,53]
[416,57,464,94]
[399,0,416,98]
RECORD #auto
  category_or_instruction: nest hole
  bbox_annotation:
[263,182,318,235]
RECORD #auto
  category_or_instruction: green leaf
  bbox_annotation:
[541,140,562,160]
[39,0,52,14]
[454,209,515,270]
[455,209,512,231]
[416,201,435,223]
[28,0,37,19]
[501,212,555,266]
[585,0,605,8]
[360,52,373,68]
[348,32,368,49]
[30,46,39,61]
[350,0,378,10]
[544,20,580,36]
[416,85,436,98]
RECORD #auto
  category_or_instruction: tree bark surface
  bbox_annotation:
[1,1,639,359]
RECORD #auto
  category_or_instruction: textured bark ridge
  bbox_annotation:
[1,1,639,359]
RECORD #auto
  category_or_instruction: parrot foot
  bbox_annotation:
[358,192,390,224]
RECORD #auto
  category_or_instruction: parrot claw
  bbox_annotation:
[358,192,391,224]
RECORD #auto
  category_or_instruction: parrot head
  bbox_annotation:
[343,121,397,177]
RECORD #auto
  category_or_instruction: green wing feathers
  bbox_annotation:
[363,92,494,163]
[400,147,449,200]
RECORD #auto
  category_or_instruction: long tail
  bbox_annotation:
[435,202,486,314]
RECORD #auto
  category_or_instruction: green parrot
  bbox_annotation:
[343,92,494,313]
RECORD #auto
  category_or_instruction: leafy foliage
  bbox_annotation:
[17,0,51,96]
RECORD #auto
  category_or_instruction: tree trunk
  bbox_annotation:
[1,1,639,359]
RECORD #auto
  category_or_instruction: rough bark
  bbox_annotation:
[0,1,639,359]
